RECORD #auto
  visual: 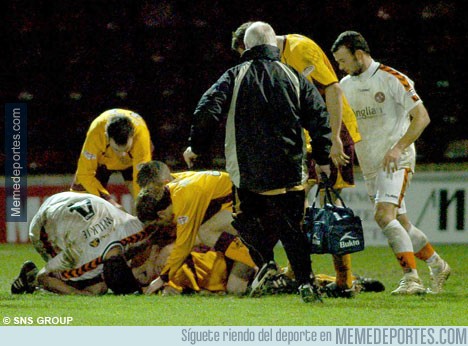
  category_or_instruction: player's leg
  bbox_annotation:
[36,268,99,295]
[12,215,52,294]
[398,212,451,293]
[373,169,425,295]
[11,261,39,294]
[226,261,255,295]
[198,209,256,269]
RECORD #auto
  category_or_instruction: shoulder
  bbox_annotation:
[377,64,413,84]
[339,75,352,86]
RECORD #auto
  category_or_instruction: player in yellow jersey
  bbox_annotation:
[71,108,152,210]
[135,169,258,293]
[231,23,361,297]
[135,161,384,297]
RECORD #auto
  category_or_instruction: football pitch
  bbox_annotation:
[0,243,466,326]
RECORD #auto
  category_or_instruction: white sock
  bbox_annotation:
[382,219,414,254]
[407,224,429,253]
[426,252,441,265]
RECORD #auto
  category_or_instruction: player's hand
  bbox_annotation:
[329,137,349,167]
[162,285,182,296]
[183,146,198,169]
[383,147,402,173]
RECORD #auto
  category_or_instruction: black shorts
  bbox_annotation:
[95,165,133,188]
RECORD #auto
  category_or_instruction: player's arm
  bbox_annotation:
[160,220,200,282]
[383,103,430,172]
[36,268,98,295]
[130,125,153,198]
[36,249,100,295]
[324,83,349,166]
[383,76,430,172]
[75,130,112,200]
[186,70,233,168]
[300,76,332,177]
[160,189,210,281]
[299,45,347,166]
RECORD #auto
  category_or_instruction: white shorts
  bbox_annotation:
[364,168,412,215]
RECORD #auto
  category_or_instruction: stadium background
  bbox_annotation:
[1,0,466,173]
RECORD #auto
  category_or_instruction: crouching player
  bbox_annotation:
[11,192,157,295]
[135,168,258,295]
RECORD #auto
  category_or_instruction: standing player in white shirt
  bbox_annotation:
[331,31,450,295]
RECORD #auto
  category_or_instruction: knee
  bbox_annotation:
[374,207,394,229]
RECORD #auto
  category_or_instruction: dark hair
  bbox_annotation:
[106,115,135,145]
[231,21,253,51]
[103,255,141,295]
[136,186,172,223]
[137,160,171,188]
[331,31,371,55]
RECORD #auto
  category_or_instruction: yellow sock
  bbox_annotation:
[333,254,353,289]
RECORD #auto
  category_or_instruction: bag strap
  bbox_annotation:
[312,173,348,208]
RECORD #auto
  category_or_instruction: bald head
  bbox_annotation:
[244,21,277,49]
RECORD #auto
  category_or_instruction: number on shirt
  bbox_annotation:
[68,199,96,221]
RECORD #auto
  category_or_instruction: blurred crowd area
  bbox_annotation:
[1,0,466,173]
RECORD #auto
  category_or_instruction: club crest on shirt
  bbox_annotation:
[374,92,385,103]
[83,150,96,160]
[302,65,315,77]
[89,238,100,247]
[177,216,189,225]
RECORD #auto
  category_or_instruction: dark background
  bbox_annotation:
[1,0,466,173]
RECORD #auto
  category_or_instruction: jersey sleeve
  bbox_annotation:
[388,72,422,113]
[75,127,111,199]
[305,49,338,87]
[294,41,338,88]
[160,186,211,281]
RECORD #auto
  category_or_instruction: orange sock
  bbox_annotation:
[333,254,353,288]
[396,252,417,273]
[214,232,257,268]
[414,243,435,261]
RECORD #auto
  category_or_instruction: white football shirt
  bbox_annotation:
[29,192,145,280]
[339,60,422,178]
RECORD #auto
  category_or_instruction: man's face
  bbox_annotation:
[333,46,364,76]
[109,137,133,156]
[236,47,245,56]
[156,204,175,227]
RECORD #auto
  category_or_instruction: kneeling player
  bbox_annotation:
[11,192,157,295]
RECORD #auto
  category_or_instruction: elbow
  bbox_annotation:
[424,115,431,128]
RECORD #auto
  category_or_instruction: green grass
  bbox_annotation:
[0,244,466,326]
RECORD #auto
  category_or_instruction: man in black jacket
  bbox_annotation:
[183,22,332,303]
